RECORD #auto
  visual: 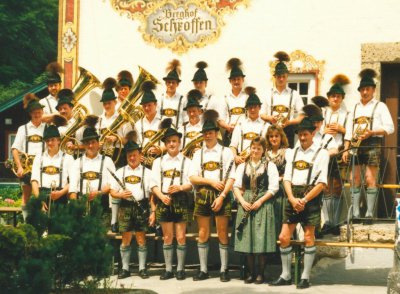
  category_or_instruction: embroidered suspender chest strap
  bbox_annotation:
[291,147,323,185]
[200,146,224,180]
[25,124,44,154]
[270,88,293,118]
[352,101,380,133]
[40,152,65,189]
[123,165,146,198]
[79,155,105,194]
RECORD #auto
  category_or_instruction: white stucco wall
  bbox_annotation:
[77,0,400,113]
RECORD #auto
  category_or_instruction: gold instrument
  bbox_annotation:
[5,152,35,176]
[349,117,370,155]
[182,134,204,159]
[47,180,57,216]
[60,67,101,156]
[86,179,92,215]
[238,146,251,161]
[99,66,160,163]
[142,128,169,169]
[273,105,289,127]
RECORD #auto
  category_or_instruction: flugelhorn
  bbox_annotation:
[349,117,370,155]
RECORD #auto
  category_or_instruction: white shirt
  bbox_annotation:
[230,117,270,153]
[263,87,304,120]
[322,107,348,147]
[58,117,77,138]
[199,93,213,111]
[344,98,395,141]
[31,150,74,188]
[135,115,162,146]
[178,121,202,150]
[69,153,115,194]
[97,111,131,148]
[11,121,46,156]
[234,160,279,196]
[40,94,58,115]
[111,164,151,201]
[189,143,235,181]
[219,91,248,124]
[283,142,329,186]
[150,153,192,194]
[158,92,187,129]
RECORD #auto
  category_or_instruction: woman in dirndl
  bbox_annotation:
[265,125,289,242]
[234,136,279,284]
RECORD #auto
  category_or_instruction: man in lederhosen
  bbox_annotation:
[158,59,187,129]
[40,62,63,122]
[135,81,164,166]
[342,69,394,222]
[150,127,192,280]
[189,110,235,282]
[110,138,154,279]
[56,89,75,138]
[321,75,350,234]
[178,90,203,158]
[191,61,218,112]
[270,117,329,289]
[69,127,116,227]
[230,87,269,165]
[218,58,248,146]
[12,94,46,221]
[31,125,74,213]
[115,70,134,110]
[261,51,304,148]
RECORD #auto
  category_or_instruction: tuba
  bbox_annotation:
[349,117,370,155]
[60,67,101,156]
[100,66,160,163]
[182,134,204,159]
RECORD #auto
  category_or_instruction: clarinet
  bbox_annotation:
[107,168,145,213]
[236,186,258,233]
[167,168,177,212]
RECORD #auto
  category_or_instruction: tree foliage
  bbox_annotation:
[0,0,58,86]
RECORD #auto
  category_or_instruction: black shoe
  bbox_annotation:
[244,275,254,284]
[118,269,130,279]
[269,277,292,286]
[176,270,186,280]
[193,271,209,281]
[111,223,119,233]
[138,269,149,279]
[296,279,310,289]
[254,274,264,284]
[220,270,230,282]
[363,217,373,225]
[160,271,174,280]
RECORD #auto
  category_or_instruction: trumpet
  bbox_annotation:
[47,180,57,217]
[5,152,35,176]
[349,117,370,155]
[182,134,203,159]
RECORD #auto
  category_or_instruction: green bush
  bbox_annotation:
[0,195,113,293]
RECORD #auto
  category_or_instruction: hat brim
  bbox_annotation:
[184,104,203,111]
[161,133,182,142]
[163,77,181,82]
[81,135,100,143]
[294,125,316,134]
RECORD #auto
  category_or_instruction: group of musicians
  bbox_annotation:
[10,52,394,289]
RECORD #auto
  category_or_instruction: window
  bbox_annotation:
[7,133,16,159]
[288,73,316,105]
